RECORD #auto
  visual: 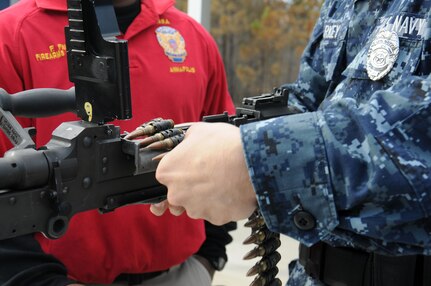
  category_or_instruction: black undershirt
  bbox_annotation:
[114,0,141,34]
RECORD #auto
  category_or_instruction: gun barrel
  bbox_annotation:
[0,149,50,190]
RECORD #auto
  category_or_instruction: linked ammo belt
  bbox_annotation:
[299,242,431,286]
[114,269,168,285]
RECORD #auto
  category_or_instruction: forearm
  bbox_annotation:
[241,112,335,246]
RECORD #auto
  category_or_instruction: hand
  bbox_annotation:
[155,122,257,225]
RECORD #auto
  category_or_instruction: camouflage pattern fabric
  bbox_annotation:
[287,260,324,286]
[240,0,431,284]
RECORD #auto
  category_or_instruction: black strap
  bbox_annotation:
[373,252,418,286]
[299,242,429,286]
[298,241,325,280]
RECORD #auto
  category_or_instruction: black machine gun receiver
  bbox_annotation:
[203,88,300,126]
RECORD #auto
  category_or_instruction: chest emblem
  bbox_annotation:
[366,30,399,81]
[156,26,187,63]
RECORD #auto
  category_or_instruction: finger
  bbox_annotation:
[152,152,168,161]
[169,205,186,216]
[150,201,169,216]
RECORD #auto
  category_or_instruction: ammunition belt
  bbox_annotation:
[243,210,282,286]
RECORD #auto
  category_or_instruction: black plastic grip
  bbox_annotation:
[0,87,76,118]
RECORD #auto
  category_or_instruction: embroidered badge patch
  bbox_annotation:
[155,26,187,63]
[366,30,399,81]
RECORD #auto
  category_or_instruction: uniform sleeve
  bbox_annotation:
[238,4,335,246]
[240,62,431,256]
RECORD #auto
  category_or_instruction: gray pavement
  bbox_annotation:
[212,220,299,286]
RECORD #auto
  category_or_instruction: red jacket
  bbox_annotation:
[0,0,234,283]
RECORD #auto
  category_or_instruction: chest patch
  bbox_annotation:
[366,30,400,81]
[155,26,187,63]
[379,14,428,40]
[323,24,342,40]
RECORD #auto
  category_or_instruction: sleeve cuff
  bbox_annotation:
[240,112,338,245]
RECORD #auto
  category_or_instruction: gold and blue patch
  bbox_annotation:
[155,26,187,63]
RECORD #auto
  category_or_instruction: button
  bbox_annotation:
[293,211,316,230]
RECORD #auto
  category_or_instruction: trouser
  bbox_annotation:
[88,256,212,286]
[299,242,431,286]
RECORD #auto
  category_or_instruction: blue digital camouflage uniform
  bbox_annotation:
[240,0,431,285]
[0,0,11,10]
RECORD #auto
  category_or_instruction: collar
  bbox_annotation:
[35,0,175,39]
[36,0,67,11]
[125,0,174,39]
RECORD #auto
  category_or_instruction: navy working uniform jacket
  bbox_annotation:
[240,0,431,284]
[0,0,12,10]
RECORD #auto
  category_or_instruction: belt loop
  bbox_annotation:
[299,242,325,280]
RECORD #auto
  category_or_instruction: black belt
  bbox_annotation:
[114,270,168,285]
[299,242,431,286]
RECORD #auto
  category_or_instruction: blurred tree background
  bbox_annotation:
[175,0,323,104]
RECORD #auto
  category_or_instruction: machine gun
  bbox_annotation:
[0,1,298,285]
[0,0,298,241]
